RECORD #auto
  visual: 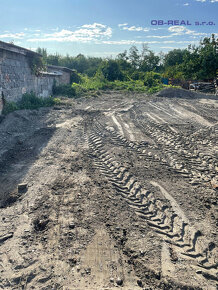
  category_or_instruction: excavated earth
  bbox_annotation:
[0,89,217,289]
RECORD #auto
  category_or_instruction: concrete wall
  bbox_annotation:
[59,70,70,84]
[0,47,60,104]
[47,66,71,85]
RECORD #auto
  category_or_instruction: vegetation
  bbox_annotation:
[36,34,217,98]
[2,92,60,115]
[3,36,215,115]
[28,53,46,76]
[53,83,77,98]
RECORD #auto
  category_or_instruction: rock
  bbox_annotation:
[110,277,114,283]
[18,183,28,193]
[175,163,183,170]
[196,270,202,274]
[137,279,143,287]
[69,223,75,229]
[190,179,200,185]
[85,267,91,274]
[0,232,14,244]
[68,258,77,265]
[33,218,49,231]
[116,277,123,286]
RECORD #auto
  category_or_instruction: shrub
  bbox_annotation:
[53,84,76,97]
[71,83,87,97]
[130,71,145,81]
[99,60,124,82]
[2,101,18,115]
[2,92,59,115]
[70,70,82,84]
[19,92,44,109]
[144,72,161,88]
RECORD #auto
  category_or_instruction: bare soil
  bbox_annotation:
[0,89,217,289]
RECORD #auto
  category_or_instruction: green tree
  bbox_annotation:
[198,34,218,79]
[129,46,140,69]
[100,60,124,81]
[164,49,186,67]
[140,50,160,72]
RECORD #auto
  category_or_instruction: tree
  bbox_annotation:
[140,50,160,72]
[46,53,61,66]
[129,46,140,69]
[182,34,218,80]
[198,34,218,79]
[100,60,124,81]
[164,49,186,67]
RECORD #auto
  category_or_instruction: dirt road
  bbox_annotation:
[0,89,217,289]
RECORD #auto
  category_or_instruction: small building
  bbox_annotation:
[47,65,75,85]
[0,41,73,112]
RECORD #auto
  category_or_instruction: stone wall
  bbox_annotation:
[0,89,3,114]
[0,47,61,104]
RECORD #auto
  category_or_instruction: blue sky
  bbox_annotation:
[0,0,217,57]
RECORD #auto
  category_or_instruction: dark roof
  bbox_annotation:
[47,65,76,73]
[0,40,41,56]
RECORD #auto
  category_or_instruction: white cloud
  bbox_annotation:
[102,40,145,45]
[119,23,149,32]
[27,23,112,43]
[195,0,218,2]
[124,26,149,32]
[168,26,186,34]
[0,32,25,39]
[184,3,190,5]
[160,46,176,49]
[118,23,128,27]
[168,26,207,36]
[101,39,199,45]
[81,23,106,29]
[145,35,173,39]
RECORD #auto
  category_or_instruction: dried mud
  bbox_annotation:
[0,90,217,289]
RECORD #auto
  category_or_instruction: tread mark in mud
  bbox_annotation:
[87,130,217,280]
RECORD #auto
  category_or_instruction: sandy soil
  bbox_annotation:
[0,89,217,289]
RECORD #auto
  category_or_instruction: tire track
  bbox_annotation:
[87,128,217,281]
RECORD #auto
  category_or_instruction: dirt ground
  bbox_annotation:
[0,88,217,289]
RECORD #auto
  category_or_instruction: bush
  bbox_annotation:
[2,101,18,115]
[144,72,161,88]
[99,60,124,82]
[19,93,44,109]
[53,84,76,97]
[2,92,59,115]
[70,70,82,84]
[71,83,87,96]
[69,74,166,96]
[130,71,145,81]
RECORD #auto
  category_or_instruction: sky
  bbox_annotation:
[0,0,217,57]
